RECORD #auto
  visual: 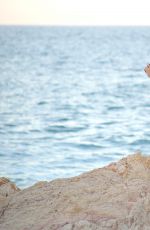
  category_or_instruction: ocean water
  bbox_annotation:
[0,26,150,188]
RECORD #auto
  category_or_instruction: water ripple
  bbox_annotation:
[0,26,150,187]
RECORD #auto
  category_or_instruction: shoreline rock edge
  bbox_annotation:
[0,153,150,230]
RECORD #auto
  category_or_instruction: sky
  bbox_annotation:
[0,0,150,25]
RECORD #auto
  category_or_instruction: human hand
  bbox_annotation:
[144,64,150,77]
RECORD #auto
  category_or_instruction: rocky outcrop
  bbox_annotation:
[0,153,150,230]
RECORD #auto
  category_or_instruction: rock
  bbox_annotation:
[0,177,20,222]
[0,153,150,230]
[0,177,20,198]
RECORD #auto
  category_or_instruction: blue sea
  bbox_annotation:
[0,26,150,188]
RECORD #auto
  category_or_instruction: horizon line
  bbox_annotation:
[0,24,150,27]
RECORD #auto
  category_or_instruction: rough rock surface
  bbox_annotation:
[0,153,150,230]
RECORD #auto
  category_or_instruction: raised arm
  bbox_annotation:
[144,64,150,77]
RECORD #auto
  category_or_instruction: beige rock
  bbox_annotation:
[0,153,150,230]
[0,177,20,222]
[0,177,20,197]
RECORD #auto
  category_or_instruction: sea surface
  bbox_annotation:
[0,26,150,188]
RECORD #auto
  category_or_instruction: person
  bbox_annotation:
[144,64,150,77]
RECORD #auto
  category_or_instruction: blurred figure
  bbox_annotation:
[144,64,150,77]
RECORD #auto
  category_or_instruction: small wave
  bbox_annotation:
[130,139,150,146]
[45,125,86,133]
[37,101,47,106]
[67,142,104,150]
[107,106,124,111]
[5,123,17,127]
